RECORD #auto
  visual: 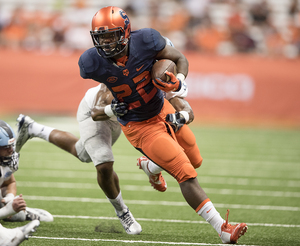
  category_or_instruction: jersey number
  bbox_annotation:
[111,71,157,110]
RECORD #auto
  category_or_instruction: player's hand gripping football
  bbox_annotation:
[110,99,128,117]
[153,71,182,93]
[165,112,186,132]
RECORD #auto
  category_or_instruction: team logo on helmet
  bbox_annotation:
[120,10,130,33]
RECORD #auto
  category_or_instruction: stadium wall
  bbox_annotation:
[1,49,299,128]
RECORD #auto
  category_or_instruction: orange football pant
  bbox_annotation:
[121,99,203,183]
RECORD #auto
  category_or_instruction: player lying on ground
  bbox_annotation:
[0,120,53,223]
[0,220,40,246]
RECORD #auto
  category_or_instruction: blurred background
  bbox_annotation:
[0,0,300,128]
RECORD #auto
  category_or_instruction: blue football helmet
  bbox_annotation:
[0,120,19,170]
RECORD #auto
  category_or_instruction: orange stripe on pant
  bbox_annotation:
[121,99,200,183]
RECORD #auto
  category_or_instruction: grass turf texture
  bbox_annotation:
[2,117,300,246]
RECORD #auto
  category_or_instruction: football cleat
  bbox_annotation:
[118,208,142,235]
[15,114,34,153]
[137,156,167,192]
[25,210,40,221]
[219,209,248,244]
[26,207,54,222]
[0,220,40,246]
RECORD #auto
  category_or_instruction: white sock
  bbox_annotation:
[6,211,26,222]
[197,200,225,235]
[107,192,128,216]
[29,122,54,142]
[147,159,163,175]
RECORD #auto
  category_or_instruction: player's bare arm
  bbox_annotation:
[156,44,189,78]
[91,84,114,121]
[1,174,17,199]
[169,97,194,124]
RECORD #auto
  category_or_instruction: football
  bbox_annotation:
[151,59,177,82]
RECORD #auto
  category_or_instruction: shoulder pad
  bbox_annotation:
[138,28,166,52]
[78,48,100,77]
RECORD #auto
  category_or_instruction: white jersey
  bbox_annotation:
[83,84,101,109]
[0,152,19,186]
[75,84,121,165]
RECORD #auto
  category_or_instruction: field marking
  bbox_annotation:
[30,236,258,246]
[122,185,300,198]
[52,214,300,228]
[23,195,300,212]
[16,172,300,188]
[17,181,300,198]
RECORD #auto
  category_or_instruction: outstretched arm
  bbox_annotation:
[165,97,194,133]
[168,97,194,124]
[91,84,114,121]
[91,84,128,121]
[1,174,17,204]
[155,44,189,78]
[154,45,188,93]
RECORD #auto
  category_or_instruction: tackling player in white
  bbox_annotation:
[16,83,142,235]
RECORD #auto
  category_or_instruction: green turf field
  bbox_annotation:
[2,117,300,246]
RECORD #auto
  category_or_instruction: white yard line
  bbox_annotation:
[16,171,300,188]
[23,195,300,212]
[17,181,300,198]
[30,236,259,246]
[51,214,300,228]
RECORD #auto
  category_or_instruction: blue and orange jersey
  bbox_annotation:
[79,28,166,125]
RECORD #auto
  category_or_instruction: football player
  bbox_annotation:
[0,120,53,223]
[16,83,142,235]
[77,6,247,244]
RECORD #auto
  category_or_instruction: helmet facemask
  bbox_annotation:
[0,149,19,171]
[90,27,129,58]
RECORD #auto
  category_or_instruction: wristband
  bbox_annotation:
[179,110,189,123]
[4,193,15,201]
[104,105,114,117]
[0,200,16,219]
[176,73,186,82]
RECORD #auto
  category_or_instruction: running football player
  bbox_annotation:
[76,6,247,244]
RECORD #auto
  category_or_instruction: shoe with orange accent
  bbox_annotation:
[219,209,248,244]
[137,156,167,192]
